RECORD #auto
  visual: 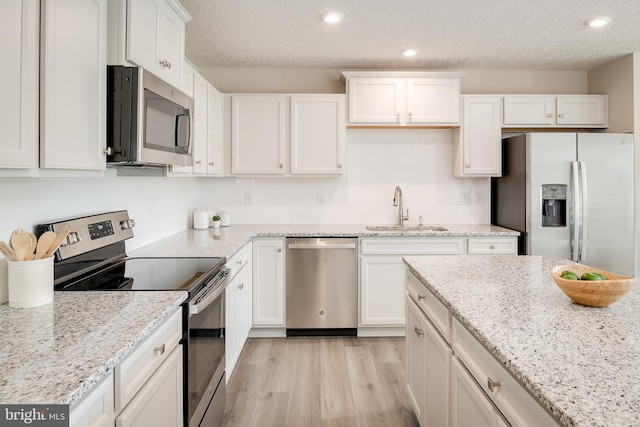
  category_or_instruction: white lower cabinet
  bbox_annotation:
[251,239,285,331]
[451,358,505,427]
[359,237,463,335]
[70,309,183,427]
[115,346,183,427]
[406,270,559,427]
[70,374,115,427]
[225,243,252,378]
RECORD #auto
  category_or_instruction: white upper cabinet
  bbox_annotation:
[231,95,287,175]
[342,71,464,126]
[229,94,345,176]
[40,0,107,170]
[290,95,345,175]
[124,0,191,89]
[503,95,607,128]
[0,0,39,169]
[453,95,502,177]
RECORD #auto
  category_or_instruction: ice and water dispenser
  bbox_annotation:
[541,184,567,227]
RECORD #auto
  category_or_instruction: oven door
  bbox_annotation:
[187,278,226,427]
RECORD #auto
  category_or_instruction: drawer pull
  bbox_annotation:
[489,244,496,249]
[487,377,501,392]
[237,283,244,290]
[417,293,426,301]
[236,260,242,265]
[414,326,424,337]
[154,344,166,356]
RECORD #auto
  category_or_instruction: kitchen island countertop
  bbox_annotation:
[0,291,186,407]
[129,223,518,259]
[404,255,640,427]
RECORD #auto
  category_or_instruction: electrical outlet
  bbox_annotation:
[244,192,253,205]
[317,192,326,205]
[473,192,483,205]
[457,190,470,205]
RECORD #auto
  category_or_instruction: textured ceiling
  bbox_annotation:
[181,0,640,71]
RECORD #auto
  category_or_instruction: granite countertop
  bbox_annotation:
[129,223,518,259]
[0,291,187,408]
[403,255,640,427]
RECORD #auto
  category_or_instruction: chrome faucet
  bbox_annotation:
[392,186,410,226]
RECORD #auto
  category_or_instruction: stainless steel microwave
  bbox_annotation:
[106,66,194,167]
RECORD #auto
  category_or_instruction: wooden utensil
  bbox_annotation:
[23,231,37,261]
[44,229,70,258]
[34,231,56,260]
[0,241,18,261]
[10,230,34,262]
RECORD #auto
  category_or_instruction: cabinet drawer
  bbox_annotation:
[452,318,559,427]
[115,309,182,412]
[407,271,450,342]
[467,238,517,255]
[361,238,464,255]
[226,243,249,280]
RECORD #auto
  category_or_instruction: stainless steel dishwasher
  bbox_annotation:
[286,237,358,336]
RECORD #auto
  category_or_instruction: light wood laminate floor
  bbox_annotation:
[222,337,419,427]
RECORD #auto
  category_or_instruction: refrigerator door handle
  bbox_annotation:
[570,161,581,262]
[579,161,588,262]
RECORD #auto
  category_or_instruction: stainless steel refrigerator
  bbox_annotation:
[491,132,635,276]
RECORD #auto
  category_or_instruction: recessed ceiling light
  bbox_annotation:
[322,13,342,24]
[403,49,418,57]
[588,17,610,28]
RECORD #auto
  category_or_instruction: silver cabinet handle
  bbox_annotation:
[236,260,242,265]
[279,163,284,169]
[558,113,564,118]
[237,283,244,290]
[408,112,413,121]
[337,164,342,168]
[209,162,214,166]
[277,248,282,252]
[195,160,201,165]
[487,377,501,392]
[417,294,426,301]
[154,344,166,355]
[414,326,424,337]
[489,244,496,249]
[465,163,470,168]
[396,112,401,121]
[547,113,553,118]
[103,147,113,156]
[159,59,168,67]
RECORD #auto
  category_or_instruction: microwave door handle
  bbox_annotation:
[175,109,190,149]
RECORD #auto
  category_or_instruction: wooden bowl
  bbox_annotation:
[550,264,635,307]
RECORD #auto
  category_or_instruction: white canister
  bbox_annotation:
[220,213,231,227]
[193,209,210,230]
[8,257,54,308]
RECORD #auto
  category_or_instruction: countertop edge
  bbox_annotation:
[66,292,187,408]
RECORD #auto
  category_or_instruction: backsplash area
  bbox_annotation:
[203,129,490,226]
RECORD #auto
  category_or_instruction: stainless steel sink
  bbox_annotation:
[365,225,449,232]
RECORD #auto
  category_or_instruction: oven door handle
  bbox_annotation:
[189,268,230,316]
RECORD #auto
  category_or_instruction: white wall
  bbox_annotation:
[200,130,489,225]
[588,54,634,133]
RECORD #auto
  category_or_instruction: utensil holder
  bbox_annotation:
[8,257,54,308]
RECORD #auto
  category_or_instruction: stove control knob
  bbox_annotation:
[66,232,82,245]
[120,219,136,230]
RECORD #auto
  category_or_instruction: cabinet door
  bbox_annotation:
[454,95,502,177]
[360,256,405,326]
[556,95,607,127]
[40,0,107,170]
[126,0,161,75]
[252,239,285,326]
[406,298,427,425]
[0,0,38,169]
[225,271,239,375]
[116,346,183,427]
[191,73,208,174]
[406,78,460,125]
[290,95,345,175]
[70,374,114,427]
[347,78,404,124]
[451,357,500,427]
[206,85,223,175]
[425,313,452,427]
[158,4,184,87]
[231,96,286,175]
[503,96,555,126]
